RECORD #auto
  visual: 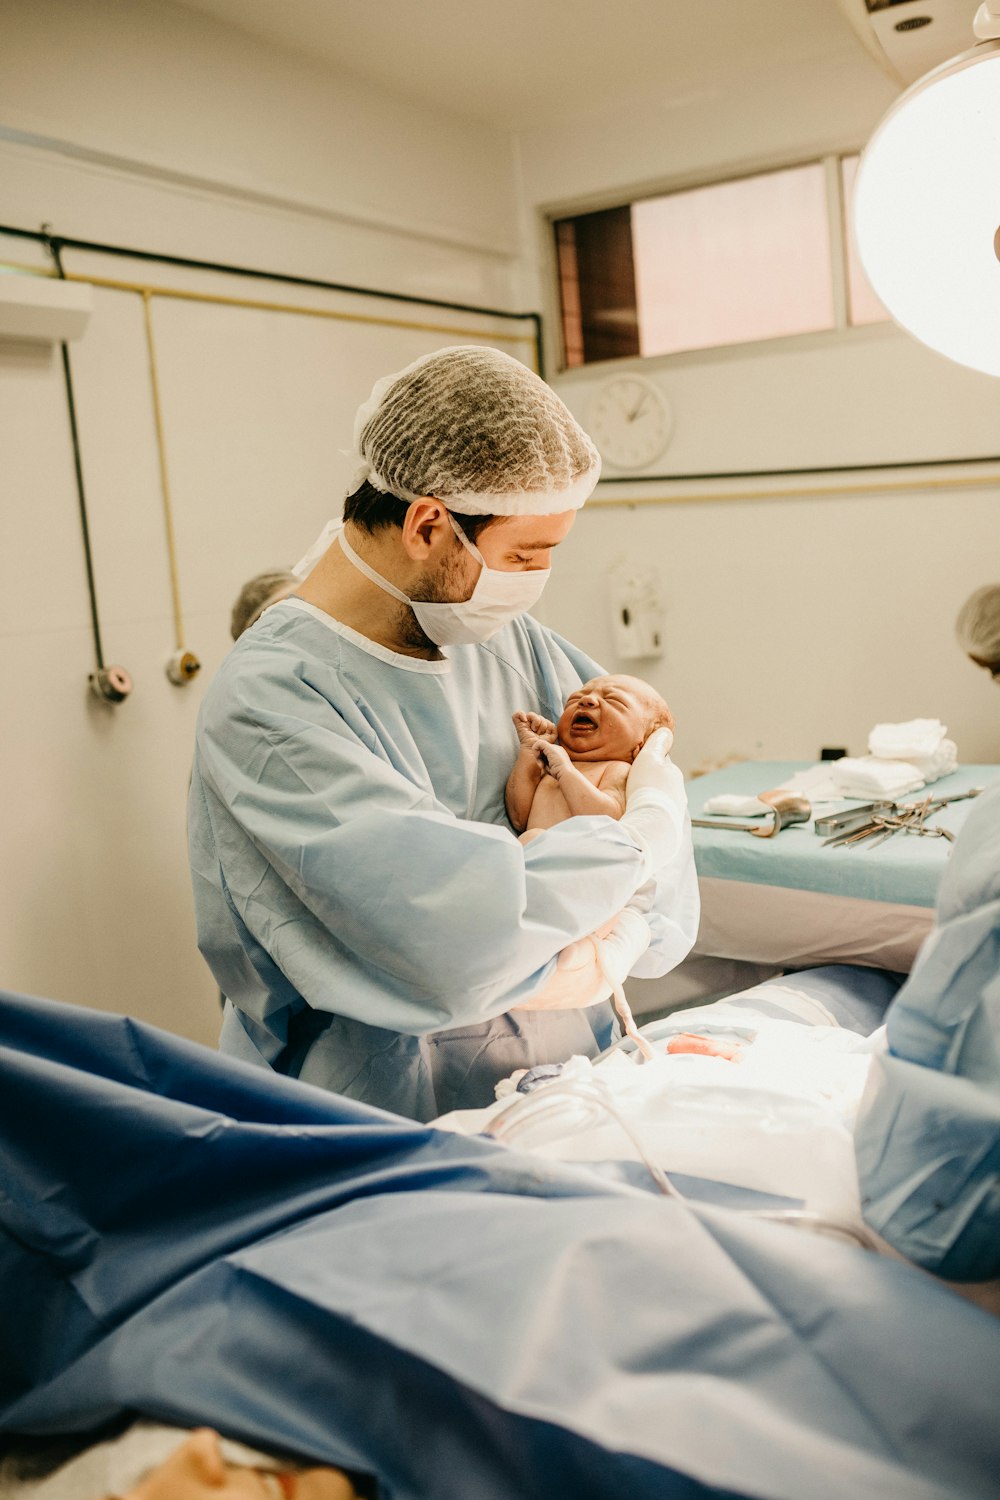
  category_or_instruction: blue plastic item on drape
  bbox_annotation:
[1,991,999,1499]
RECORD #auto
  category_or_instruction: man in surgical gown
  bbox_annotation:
[189,347,698,1121]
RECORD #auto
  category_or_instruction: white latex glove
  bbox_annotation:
[596,903,652,986]
[513,896,652,1013]
[592,903,657,1061]
[619,728,688,879]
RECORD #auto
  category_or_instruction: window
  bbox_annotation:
[556,207,639,367]
[840,154,890,327]
[553,157,889,368]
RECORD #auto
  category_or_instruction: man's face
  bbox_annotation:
[424,509,577,603]
[556,675,661,763]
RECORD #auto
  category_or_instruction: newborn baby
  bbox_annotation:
[506,674,675,840]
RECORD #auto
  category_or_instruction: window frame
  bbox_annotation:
[543,150,890,376]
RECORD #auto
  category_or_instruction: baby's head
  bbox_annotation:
[556,675,674,763]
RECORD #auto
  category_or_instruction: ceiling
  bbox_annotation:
[172,0,883,131]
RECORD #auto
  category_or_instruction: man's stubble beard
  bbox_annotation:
[395,543,473,651]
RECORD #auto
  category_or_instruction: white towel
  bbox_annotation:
[868,718,947,761]
[770,765,843,802]
[904,738,958,786]
[702,794,772,817]
[830,756,925,799]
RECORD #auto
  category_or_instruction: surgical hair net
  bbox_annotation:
[955,582,1000,664]
[230,569,297,640]
[352,345,601,516]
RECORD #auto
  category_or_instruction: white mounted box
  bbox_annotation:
[0,274,92,342]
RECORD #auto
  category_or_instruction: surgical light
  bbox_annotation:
[853,3,1000,377]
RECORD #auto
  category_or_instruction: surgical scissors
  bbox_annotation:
[822,787,980,850]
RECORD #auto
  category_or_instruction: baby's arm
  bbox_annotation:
[505,711,556,833]
[535,744,629,821]
[506,753,543,833]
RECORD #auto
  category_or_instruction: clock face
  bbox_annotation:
[588,376,672,470]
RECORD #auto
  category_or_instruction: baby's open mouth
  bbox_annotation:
[572,712,598,730]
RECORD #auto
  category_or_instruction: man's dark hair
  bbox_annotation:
[343,479,498,544]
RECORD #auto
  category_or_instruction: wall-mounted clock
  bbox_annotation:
[588,375,673,471]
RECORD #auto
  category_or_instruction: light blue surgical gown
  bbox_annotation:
[855,781,1000,1281]
[189,599,698,1121]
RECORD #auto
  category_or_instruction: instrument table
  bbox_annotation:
[686,761,999,971]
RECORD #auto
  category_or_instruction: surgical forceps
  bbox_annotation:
[821,787,981,850]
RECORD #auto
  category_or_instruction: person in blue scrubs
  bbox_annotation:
[854,780,1000,1286]
[189,347,698,1121]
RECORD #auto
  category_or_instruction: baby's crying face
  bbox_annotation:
[556,676,656,763]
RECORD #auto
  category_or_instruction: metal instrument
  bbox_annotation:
[813,802,895,839]
[692,789,812,840]
[821,787,981,851]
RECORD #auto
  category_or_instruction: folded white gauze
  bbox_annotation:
[702,794,772,817]
[868,718,947,761]
[903,738,958,786]
[770,764,843,803]
[830,756,925,799]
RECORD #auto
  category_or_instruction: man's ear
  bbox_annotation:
[401,499,450,559]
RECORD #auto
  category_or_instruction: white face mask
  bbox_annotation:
[339,514,550,646]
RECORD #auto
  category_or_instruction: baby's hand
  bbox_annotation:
[533,740,572,780]
[513,710,557,748]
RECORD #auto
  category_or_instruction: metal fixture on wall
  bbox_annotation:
[141,290,200,687]
[42,230,134,706]
[4,224,542,371]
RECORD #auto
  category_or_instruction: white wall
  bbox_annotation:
[0,0,527,1043]
[516,41,1000,775]
[0,0,522,303]
[544,482,1000,773]
[515,32,898,221]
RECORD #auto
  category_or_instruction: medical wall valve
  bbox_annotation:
[166,649,201,686]
[89,665,134,704]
